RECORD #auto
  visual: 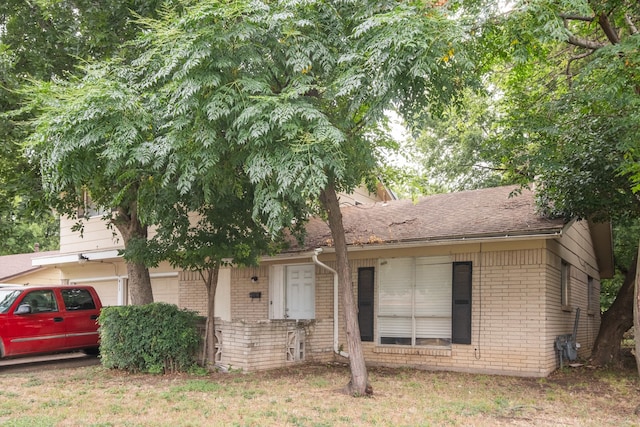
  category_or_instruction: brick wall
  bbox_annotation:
[178,270,208,316]
[178,233,601,377]
[215,319,332,371]
[356,246,600,377]
[231,266,269,320]
[356,249,551,376]
[543,249,600,371]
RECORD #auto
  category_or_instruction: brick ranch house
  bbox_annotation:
[27,185,613,377]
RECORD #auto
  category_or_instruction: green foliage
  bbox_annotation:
[410,88,516,193]
[124,0,477,233]
[108,1,479,391]
[22,0,482,268]
[0,0,180,255]
[0,0,179,78]
[144,167,282,272]
[22,3,482,392]
[600,276,622,313]
[0,45,59,251]
[478,0,640,222]
[462,1,640,356]
[0,211,59,255]
[26,67,156,222]
[98,303,201,374]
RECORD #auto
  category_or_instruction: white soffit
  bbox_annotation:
[32,250,121,266]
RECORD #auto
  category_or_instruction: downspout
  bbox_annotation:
[312,248,349,358]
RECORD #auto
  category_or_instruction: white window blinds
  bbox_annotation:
[378,256,452,346]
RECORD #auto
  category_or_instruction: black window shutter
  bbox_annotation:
[357,267,375,342]
[452,262,472,344]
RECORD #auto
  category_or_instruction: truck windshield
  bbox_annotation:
[0,290,23,314]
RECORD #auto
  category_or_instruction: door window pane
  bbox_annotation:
[61,289,96,311]
[21,290,58,313]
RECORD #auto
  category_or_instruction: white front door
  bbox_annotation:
[286,264,315,319]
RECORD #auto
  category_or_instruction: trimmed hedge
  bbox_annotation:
[98,302,201,374]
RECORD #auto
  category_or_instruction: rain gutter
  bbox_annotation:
[311,248,349,359]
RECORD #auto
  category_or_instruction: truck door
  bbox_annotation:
[59,288,101,349]
[6,289,67,356]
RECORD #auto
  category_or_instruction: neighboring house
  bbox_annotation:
[30,185,613,377]
[0,247,60,285]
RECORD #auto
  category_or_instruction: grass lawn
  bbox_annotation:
[0,362,638,426]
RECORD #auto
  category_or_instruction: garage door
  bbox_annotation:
[87,280,119,307]
[152,276,179,305]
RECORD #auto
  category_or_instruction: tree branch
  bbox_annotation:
[454,163,512,173]
[598,12,620,45]
[559,13,594,22]
[562,15,606,50]
[566,35,606,50]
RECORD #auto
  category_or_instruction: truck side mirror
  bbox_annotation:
[15,304,32,315]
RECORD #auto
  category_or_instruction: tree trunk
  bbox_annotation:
[201,267,219,369]
[125,261,154,305]
[590,253,636,366]
[114,204,154,305]
[320,181,371,396]
[635,242,640,376]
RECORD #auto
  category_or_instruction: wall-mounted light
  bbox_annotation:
[78,254,89,264]
[251,276,258,283]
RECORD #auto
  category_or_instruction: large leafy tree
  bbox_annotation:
[23,0,478,394]
[26,68,160,304]
[0,52,57,256]
[477,0,640,368]
[0,0,175,256]
[86,0,476,395]
[4,0,183,299]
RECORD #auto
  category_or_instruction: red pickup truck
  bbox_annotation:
[0,285,102,359]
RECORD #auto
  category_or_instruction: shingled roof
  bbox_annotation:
[0,250,59,282]
[296,185,565,251]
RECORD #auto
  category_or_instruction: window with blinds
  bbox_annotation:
[378,256,454,347]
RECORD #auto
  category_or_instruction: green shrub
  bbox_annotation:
[98,303,201,374]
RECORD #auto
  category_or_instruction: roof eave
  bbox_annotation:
[32,250,121,266]
[0,266,45,283]
[588,220,615,279]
